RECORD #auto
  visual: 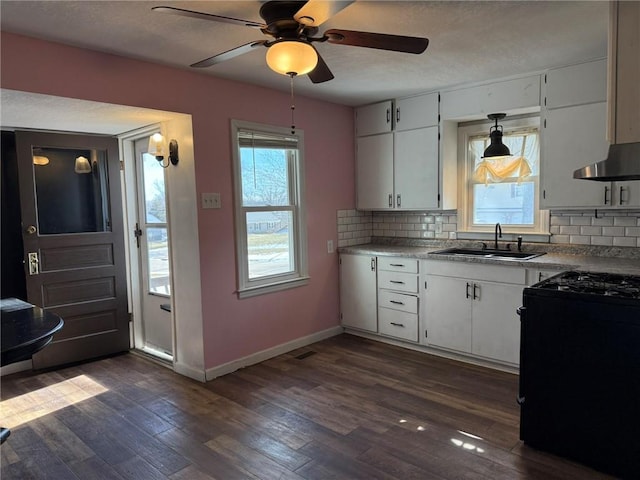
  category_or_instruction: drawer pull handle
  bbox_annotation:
[390,264,405,267]
[390,280,405,284]
[389,300,405,305]
[390,322,405,328]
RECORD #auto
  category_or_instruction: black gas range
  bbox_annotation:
[518,270,640,479]
[531,270,640,300]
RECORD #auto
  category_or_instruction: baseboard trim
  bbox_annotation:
[173,361,207,383]
[0,359,32,377]
[205,326,343,381]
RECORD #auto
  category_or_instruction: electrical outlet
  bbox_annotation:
[327,240,334,253]
[202,192,221,209]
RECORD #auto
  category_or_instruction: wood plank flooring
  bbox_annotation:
[1,334,613,479]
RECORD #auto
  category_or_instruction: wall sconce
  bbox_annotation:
[148,133,179,168]
[74,155,92,174]
[32,148,50,166]
[482,113,512,159]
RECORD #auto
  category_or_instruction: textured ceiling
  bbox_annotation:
[1,1,608,107]
[0,1,609,135]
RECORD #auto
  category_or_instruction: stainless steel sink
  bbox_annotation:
[431,248,545,260]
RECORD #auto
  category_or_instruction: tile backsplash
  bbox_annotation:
[337,209,640,248]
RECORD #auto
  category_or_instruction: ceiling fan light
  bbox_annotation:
[266,40,318,76]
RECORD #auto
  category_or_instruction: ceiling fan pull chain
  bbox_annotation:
[289,72,297,135]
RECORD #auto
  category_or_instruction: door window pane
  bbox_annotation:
[32,147,110,234]
[147,227,170,295]
[142,153,167,223]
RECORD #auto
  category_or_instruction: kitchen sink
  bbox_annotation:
[431,248,545,260]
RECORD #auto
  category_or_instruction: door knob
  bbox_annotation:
[26,225,37,235]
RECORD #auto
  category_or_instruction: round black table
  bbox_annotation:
[1,298,64,444]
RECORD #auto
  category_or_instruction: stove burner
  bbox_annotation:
[535,271,640,300]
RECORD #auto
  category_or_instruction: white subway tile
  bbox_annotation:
[570,216,591,226]
[591,216,614,226]
[569,235,590,245]
[602,226,625,236]
[614,216,636,227]
[580,226,602,236]
[590,236,613,246]
[613,237,637,247]
[625,227,640,237]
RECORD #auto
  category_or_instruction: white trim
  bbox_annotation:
[174,361,207,383]
[230,119,309,298]
[0,359,32,376]
[205,326,343,381]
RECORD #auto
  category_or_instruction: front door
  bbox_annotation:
[15,131,129,369]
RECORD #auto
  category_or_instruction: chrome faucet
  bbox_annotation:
[494,222,502,250]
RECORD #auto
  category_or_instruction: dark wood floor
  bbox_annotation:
[1,334,613,479]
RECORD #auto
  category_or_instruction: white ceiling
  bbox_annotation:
[1,0,608,108]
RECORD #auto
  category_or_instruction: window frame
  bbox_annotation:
[231,120,309,298]
[457,116,549,238]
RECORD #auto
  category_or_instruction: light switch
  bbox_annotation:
[202,192,221,209]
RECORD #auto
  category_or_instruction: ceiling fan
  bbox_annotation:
[152,1,429,83]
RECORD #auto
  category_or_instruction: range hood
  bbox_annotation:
[574,1,640,182]
[573,143,640,181]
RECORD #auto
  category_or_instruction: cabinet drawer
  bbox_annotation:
[378,271,418,293]
[378,308,419,342]
[378,256,419,273]
[378,290,418,314]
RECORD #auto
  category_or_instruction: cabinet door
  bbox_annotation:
[395,93,439,131]
[355,100,393,136]
[545,59,606,109]
[394,126,439,209]
[541,102,610,208]
[612,181,640,208]
[424,275,471,352]
[356,133,394,209]
[471,282,523,365]
[339,254,377,332]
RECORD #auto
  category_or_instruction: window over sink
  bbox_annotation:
[458,116,549,236]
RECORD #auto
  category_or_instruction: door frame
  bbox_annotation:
[119,124,176,364]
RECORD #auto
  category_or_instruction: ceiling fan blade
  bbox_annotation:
[294,0,354,27]
[190,41,267,68]
[152,6,264,28]
[324,29,429,54]
[307,49,334,83]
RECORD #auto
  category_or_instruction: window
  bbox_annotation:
[231,120,308,298]
[458,117,548,235]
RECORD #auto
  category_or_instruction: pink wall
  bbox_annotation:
[1,32,356,368]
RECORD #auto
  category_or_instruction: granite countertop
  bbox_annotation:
[339,240,640,276]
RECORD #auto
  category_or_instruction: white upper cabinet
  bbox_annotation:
[355,100,393,137]
[355,92,443,211]
[608,1,640,144]
[541,102,610,208]
[440,75,541,120]
[356,133,394,209]
[394,94,439,131]
[545,59,607,109]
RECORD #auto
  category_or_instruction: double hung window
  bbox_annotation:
[231,120,308,298]
[459,117,548,234]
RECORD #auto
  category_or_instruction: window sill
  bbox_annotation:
[237,276,310,299]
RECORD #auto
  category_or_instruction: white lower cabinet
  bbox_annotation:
[339,254,378,333]
[423,260,526,366]
[377,257,419,342]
